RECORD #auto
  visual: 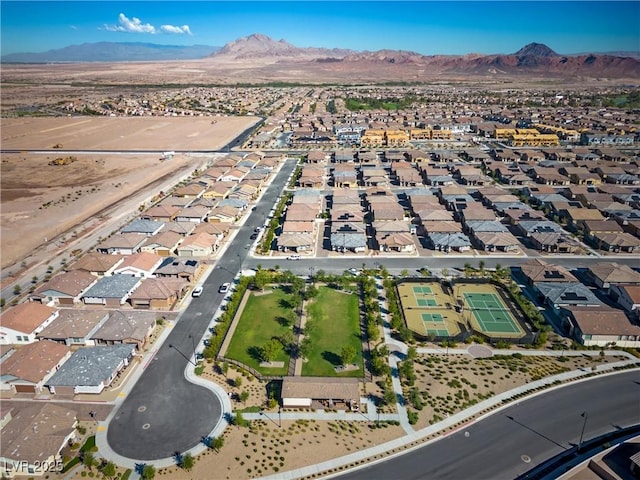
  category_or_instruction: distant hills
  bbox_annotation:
[1,42,219,63]
[2,35,639,79]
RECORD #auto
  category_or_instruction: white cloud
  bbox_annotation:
[104,13,193,35]
[160,24,192,35]
[105,13,157,34]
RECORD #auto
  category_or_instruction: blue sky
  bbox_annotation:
[1,1,639,56]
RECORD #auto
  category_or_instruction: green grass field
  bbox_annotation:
[302,286,363,377]
[225,287,292,376]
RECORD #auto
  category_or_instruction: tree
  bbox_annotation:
[340,345,357,365]
[12,285,21,295]
[181,453,194,471]
[83,452,96,470]
[101,461,116,479]
[406,346,418,361]
[211,436,225,452]
[279,330,295,349]
[222,361,229,378]
[383,384,396,406]
[240,390,249,404]
[261,339,281,363]
[400,269,409,278]
[253,269,270,291]
[440,267,449,279]
[463,262,472,278]
[234,376,243,388]
[141,464,156,480]
[298,337,312,359]
[478,260,486,276]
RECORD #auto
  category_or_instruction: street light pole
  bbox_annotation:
[578,411,588,453]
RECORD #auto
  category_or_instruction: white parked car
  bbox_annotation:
[286,254,301,260]
[218,282,231,294]
[192,286,203,297]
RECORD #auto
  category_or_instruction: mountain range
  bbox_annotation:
[2,34,639,79]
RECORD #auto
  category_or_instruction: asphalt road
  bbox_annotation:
[106,158,298,461]
[244,256,640,277]
[336,370,640,480]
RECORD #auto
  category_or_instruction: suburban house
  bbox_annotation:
[175,205,211,224]
[586,262,640,289]
[0,340,71,395]
[36,310,109,346]
[529,232,580,253]
[427,232,472,252]
[277,233,315,253]
[281,221,315,235]
[377,232,415,252]
[0,403,77,478]
[112,252,164,278]
[534,282,603,310]
[45,344,136,395]
[519,259,578,285]
[281,377,360,411]
[128,277,187,309]
[207,205,240,223]
[154,258,202,283]
[330,229,367,253]
[609,284,640,319]
[96,233,147,255]
[176,232,218,256]
[140,230,183,257]
[30,270,97,306]
[89,311,156,350]
[68,253,124,277]
[473,231,520,252]
[140,204,180,222]
[562,306,640,348]
[121,219,165,237]
[589,231,640,253]
[81,275,141,307]
[0,303,59,345]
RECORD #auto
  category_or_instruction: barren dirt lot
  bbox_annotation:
[0,116,259,269]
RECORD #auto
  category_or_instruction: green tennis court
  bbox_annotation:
[421,312,449,336]
[413,285,439,307]
[464,292,522,334]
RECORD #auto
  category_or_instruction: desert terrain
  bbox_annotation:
[0,116,259,270]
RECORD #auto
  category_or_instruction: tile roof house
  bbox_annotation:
[534,282,603,311]
[90,311,157,349]
[112,252,164,278]
[330,231,367,253]
[427,232,472,252]
[154,257,202,283]
[473,231,520,252]
[82,275,141,307]
[121,219,165,237]
[281,221,315,235]
[176,232,219,256]
[377,232,415,252]
[590,231,640,253]
[67,253,124,276]
[586,262,640,289]
[0,303,59,345]
[30,270,97,306]
[96,233,147,255]
[175,205,211,224]
[562,306,640,348]
[45,344,136,395]
[140,204,180,222]
[529,231,580,253]
[37,310,109,346]
[519,259,578,285]
[0,340,71,394]
[0,403,77,476]
[128,277,187,309]
[140,230,183,257]
[277,233,315,252]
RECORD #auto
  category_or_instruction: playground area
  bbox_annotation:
[398,281,528,341]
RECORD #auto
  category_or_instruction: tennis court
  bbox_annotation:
[421,312,450,336]
[463,292,523,335]
[398,282,461,338]
[412,285,439,307]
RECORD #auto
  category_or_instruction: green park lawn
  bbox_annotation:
[302,285,363,377]
[225,287,292,376]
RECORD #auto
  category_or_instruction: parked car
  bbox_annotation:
[286,254,301,260]
[218,282,231,294]
[250,232,258,240]
[192,286,203,297]
[348,268,360,276]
